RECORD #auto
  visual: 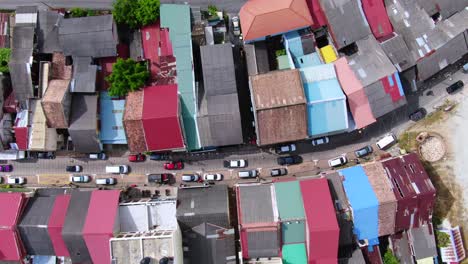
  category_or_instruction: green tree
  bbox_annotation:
[436,230,451,248]
[70,7,88,17]
[87,10,97,16]
[112,0,160,28]
[106,58,149,97]
[0,48,11,73]
[207,5,218,17]
[383,248,399,264]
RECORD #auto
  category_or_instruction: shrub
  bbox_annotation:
[106,58,149,97]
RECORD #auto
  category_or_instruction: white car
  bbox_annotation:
[328,155,348,167]
[89,153,107,160]
[312,137,330,146]
[70,175,91,183]
[182,174,200,182]
[96,178,116,185]
[232,16,241,36]
[203,173,223,181]
[7,177,25,185]
[224,159,247,168]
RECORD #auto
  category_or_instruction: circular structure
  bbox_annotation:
[419,135,446,162]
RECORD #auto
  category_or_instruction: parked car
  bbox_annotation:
[105,165,129,174]
[70,175,91,183]
[277,155,303,166]
[0,164,13,172]
[89,153,107,160]
[311,137,330,146]
[275,144,296,154]
[203,173,223,181]
[66,165,82,173]
[446,80,464,94]
[96,178,116,185]
[238,169,258,178]
[37,152,55,159]
[7,177,25,185]
[376,133,397,150]
[232,16,241,36]
[328,155,347,167]
[409,108,427,122]
[128,153,146,162]
[182,174,200,182]
[354,145,373,158]
[164,161,184,170]
[270,168,288,177]
[149,153,169,161]
[223,159,247,168]
[147,173,173,184]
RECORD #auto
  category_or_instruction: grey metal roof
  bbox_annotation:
[69,94,101,153]
[246,229,280,258]
[391,232,413,264]
[72,56,97,93]
[8,62,33,102]
[16,6,38,14]
[408,225,437,260]
[238,184,276,225]
[197,44,243,147]
[11,26,34,51]
[129,30,143,61]
[59,15,117,58]
[177,185,229,231]
[436,0,468,19]
[62,190,92,263]
[364,81,407,118]
[326,172,348,210]
[380,33,415,72]
[319,0,371,49]
[37,11,63,54]
[183,223,236,264]
[254,41,269,74]
[18,196,56,255]
[244,44,258,76]
[161,0,247,13]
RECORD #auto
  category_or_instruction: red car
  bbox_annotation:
[128,153,146,162]
[164,161,184,170]
[0,164,13,172]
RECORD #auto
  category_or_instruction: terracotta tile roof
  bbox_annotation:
[123,91,146,152]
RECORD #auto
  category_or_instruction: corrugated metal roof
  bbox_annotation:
[29,99,57,151]
[69,94,101,153]
[238,184,277,225]
[99,91,126,144]
[299,178,340,263]
[281,221,306,244]
[42,79,71,128]
[123,90,146,152]
[48,194,71,257]
[339,166,379,246]
[274,181,305,220]
[325,172,349,211]
[408,225,437,260]
[0,193,26,262]
[360,0,393,39]
[390,232,413,264]
[239,0,313,42]
[282,243,308,264]
[161,4,200,150]
[71,56,97,93]
[243,228,280,258]
[141,22,161,77]
[380,33,415,72]
[320,45,337,63]
[37,11,62,54]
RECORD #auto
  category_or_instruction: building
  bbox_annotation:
[198,44,243,148]
[346,36,406,118]
[124,84,185,153]
[51,52,72,80]
[0,13,9,48]
[68,94,101,153]
[249,69,308,146]
[161,4,200,150]
[239,0,313,42]
[59,15,118,58]
[408,224,438,263]
[71,56,97,93]
[439,226,466,263]
[334,57,376,129]
[300,178,340,263]
[99,91,127,145]
[360,0,393,40]
[42,79,72,128]
[379,33,414,72]
[0,193,27,262]
[36,10,63,54]
[390,231,414,264]
[28,99,57,151]
[380,153,437,232]
[47,194,72,257]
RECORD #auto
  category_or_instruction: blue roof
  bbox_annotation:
[294,53,322,68]
[284,31,303,58]
[306,100,348,136]
[339,166,379,246]
[99,91,127,144]
[161,4,200,150]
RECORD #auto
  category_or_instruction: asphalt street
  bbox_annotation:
[0,0,113,10]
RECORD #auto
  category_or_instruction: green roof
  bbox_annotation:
[274,181,305,220]
[161,4,200,150]
[282,243,308,264]
[277,55,290,70]
[282,221,305,244]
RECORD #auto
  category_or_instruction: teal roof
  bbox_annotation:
[274,181,305,220]
[99,91,127,144]
[161,4,200,150]
[282,221,306,244]
[282,243,308,264]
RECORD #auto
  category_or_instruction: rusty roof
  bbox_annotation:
[43,79,69,103]
[123,91,146,152]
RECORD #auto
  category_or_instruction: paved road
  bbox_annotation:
[0,0,114,10]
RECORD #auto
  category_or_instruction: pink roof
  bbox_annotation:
[160,29,173,57]
[306,0,327,28]
[83,190,120,264]
[48,194,71,257]
[240,0,313,41]
[334,58,376,129]
[361,0,393,40]
[141,22,161,78]
[300,178,339,264]
[142,85,185,151]
[0,193,26,261]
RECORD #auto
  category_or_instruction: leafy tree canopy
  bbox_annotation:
[0,48,11,73]
[207,5,218,17]
[106,58,149,97]
[113,0,160,28]
[436,230,451,248]
[70,7,88,17]
[383,248,399,264]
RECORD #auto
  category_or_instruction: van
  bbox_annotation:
[105,165,129,174]
[328,155,347,167]
[376,133,397,150]
[238,169,258,178]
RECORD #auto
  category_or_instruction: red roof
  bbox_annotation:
[240,0,313,41]
[0,13,9,48]
[48,194,71,257]
[306,0,327,28]
[160,29,173,57]
[361,0,393,40]
[14,127,28,150]
[83,190,120,264]
[0,193,27,261]
[142,85,185,151]
[142,22,161,78]
[300,178,339,264]
[334,58,376,129]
